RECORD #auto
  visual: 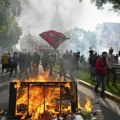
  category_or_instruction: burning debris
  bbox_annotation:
[0,72,101,120]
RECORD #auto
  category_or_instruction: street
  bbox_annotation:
[0,65,120,120]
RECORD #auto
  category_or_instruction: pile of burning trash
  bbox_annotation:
[0,72,102,120]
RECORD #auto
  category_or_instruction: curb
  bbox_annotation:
[54,69,120,104]
[78,79,120,104]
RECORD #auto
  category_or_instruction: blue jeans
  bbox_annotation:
[95,73,107,92]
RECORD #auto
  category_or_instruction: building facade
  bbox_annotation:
[96,22,120,52]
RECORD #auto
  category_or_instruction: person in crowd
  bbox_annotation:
[95,51,108,98]
[10,52,19,77]
[59,55,66,81]
[48,54,55,76]
[68,52,76,82]
[74,51,80,73]
[41,52,48,71]
[63,50,69,58]
[106,47,117,86]
[19,52,28,78]
[88,48,96,81]
[80,54,85,66]
[26,52,32,75]
[90,52,99,81]
[32,52,40,74]
[1,52,11,75]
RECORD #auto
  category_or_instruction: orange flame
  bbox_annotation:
[14,71,72,119]
[78,95,82,109]
[85,97,92,112]
[12,71,92,119]
[13,79,21,89]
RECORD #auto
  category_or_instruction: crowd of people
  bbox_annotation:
[88,47,120,98]
[59,50,80,82]
[0,52,41,78]
[0,47,120,99]
[0,51,57,78]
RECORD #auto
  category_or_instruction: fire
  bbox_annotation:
[13,79,21,89]
[78,95,82,109]
[78,96,92,112]
[85,97,92,112]
[11,71,92,119]
[13,71,73,119]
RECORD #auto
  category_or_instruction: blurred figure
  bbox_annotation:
[80,54,85,66]
[106,48,117,86]
[19,52,28,77]
[95,52,108,99]
[1,52,11,75]
[41,52,48,71]
[10,52,19,77]
[26,52,32,75]
[32,52,40,74]
[59,55,66,81]
[69,52,76,82]
[74,51,80,73]
[90,52,99,81]
[48,54,55,76]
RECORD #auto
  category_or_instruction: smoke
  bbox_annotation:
[17,0,91,36]
[15,0,120,56]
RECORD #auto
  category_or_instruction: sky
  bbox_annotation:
[17,0,120,35]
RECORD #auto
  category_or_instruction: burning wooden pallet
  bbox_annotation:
[8,82,78,120]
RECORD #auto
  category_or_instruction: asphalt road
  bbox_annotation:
[0,66,120,120]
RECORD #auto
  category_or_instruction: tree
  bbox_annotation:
[0,0,22,50]
[79,0,120,13]
[65,27,97,54]
[10,0,22,16]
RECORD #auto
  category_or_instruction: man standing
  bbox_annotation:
[106,48,116,86]
[95,52,108,98]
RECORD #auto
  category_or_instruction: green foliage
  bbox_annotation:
[79,0,120,13]
[0,0,10,7]
[81,109,92,120]
[0,0,22,49]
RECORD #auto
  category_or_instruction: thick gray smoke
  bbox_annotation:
[17,0,87,36]
[16,0,120,56]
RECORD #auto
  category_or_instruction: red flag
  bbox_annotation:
[39,30,69,49]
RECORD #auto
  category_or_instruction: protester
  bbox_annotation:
[26,52,32,75]
[88,48,97,81]
[32,52,40,74]
[19,52,28,77]
[10,52,19,77]
[106,47,117,86]
[59,55,66,81]
[1,52,11,75]
[48,54,55,76]
[41,52,48,71]
[95,51,108,98]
